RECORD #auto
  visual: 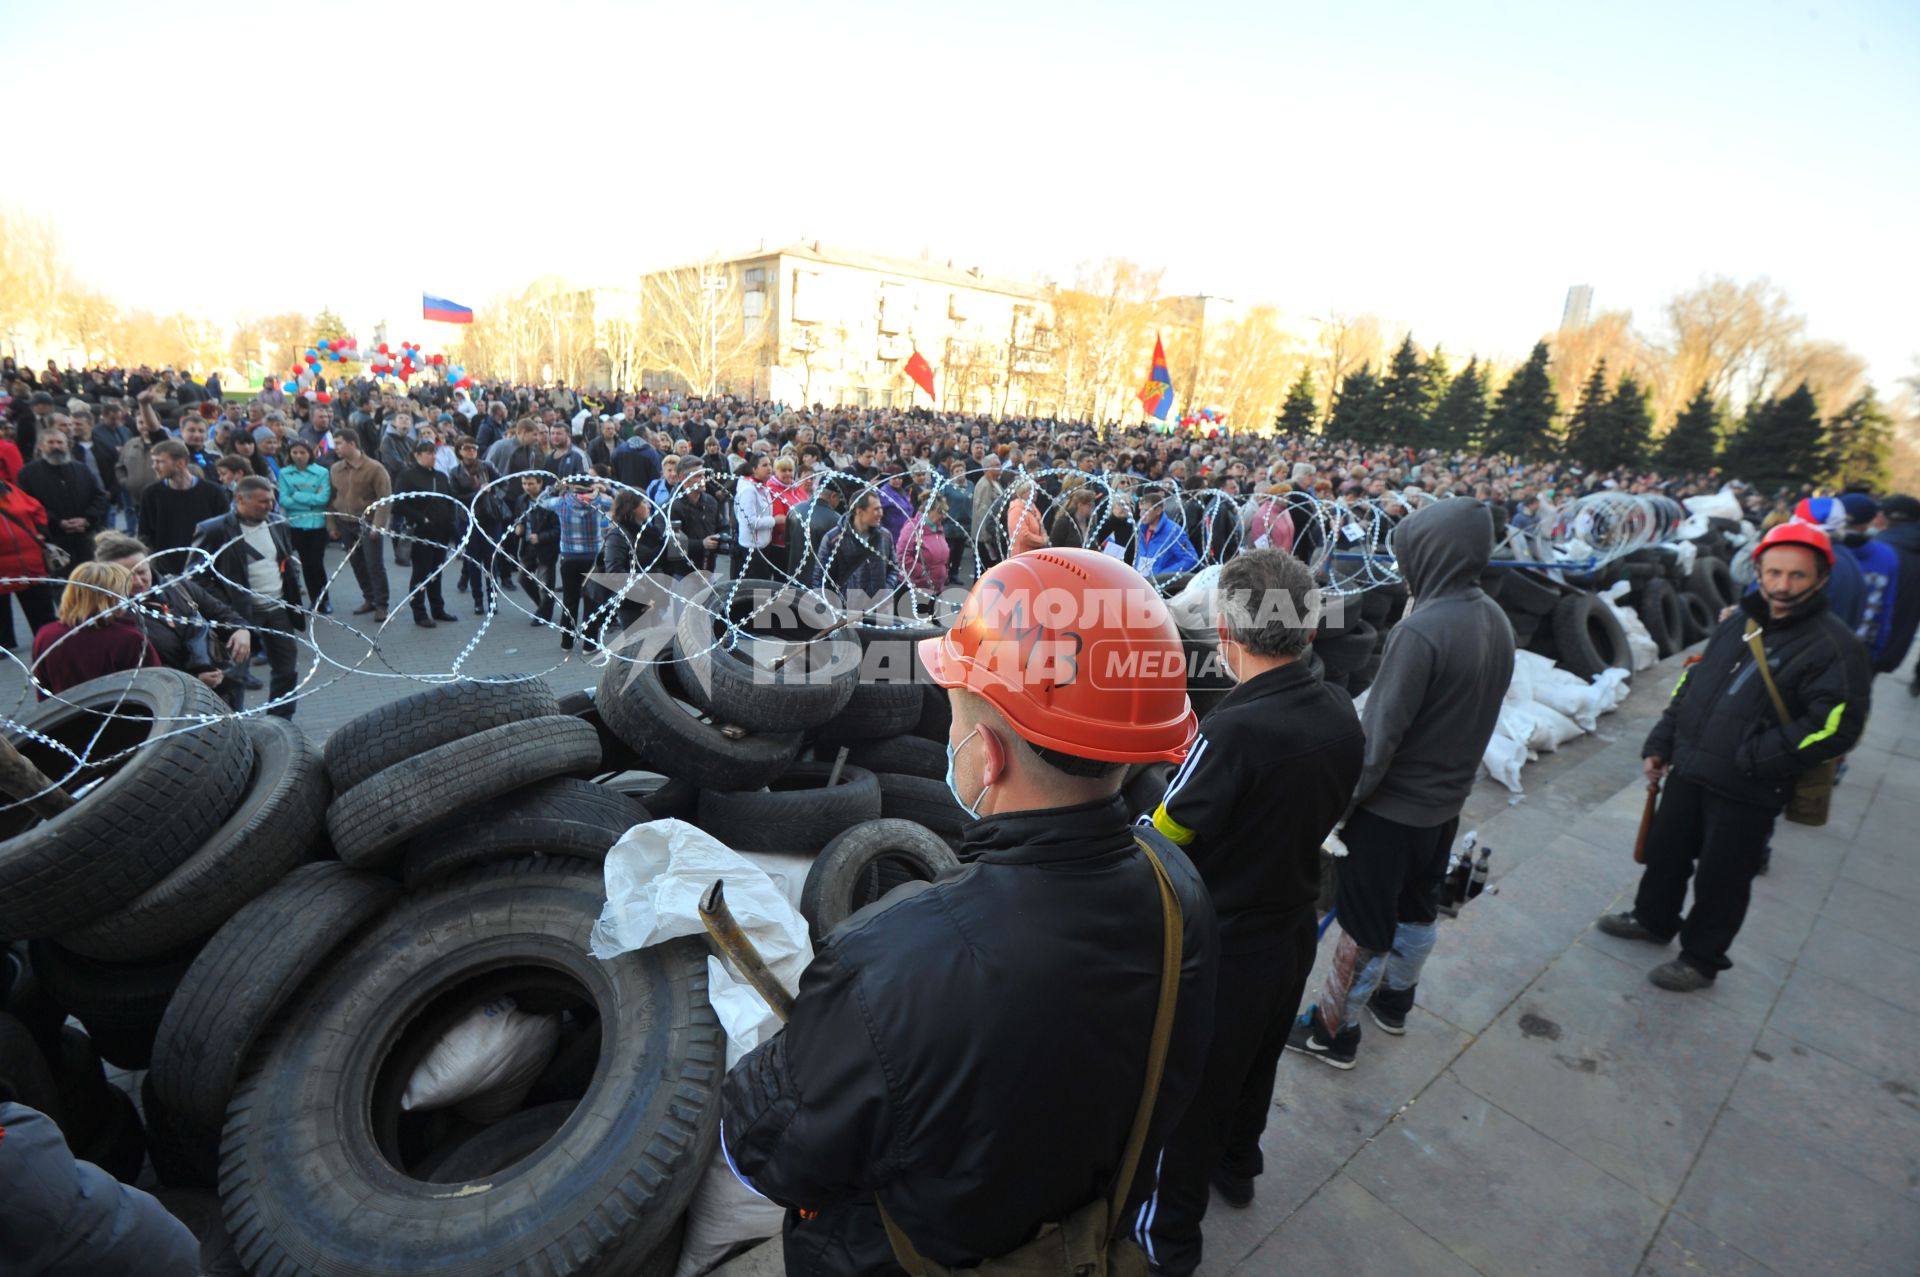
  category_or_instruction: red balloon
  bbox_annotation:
[315,391,332,404]
[398,367,413,381]
[377,342,390,355]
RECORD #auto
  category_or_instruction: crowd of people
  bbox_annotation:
[5,353,1918,709]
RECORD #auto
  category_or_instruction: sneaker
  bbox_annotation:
[1367,983,1414,1036]
[1286,1008,1359,1070]
[1649,958,1715,992]
[1210,1168,1254,1208]
[1596,912,1666,944]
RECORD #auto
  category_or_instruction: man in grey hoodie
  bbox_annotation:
[1290,499,1515,1069]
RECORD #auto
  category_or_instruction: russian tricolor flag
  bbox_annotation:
[423,293,473,324]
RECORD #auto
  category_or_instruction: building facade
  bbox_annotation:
[640,241,1053,413]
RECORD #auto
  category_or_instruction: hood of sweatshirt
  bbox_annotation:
[1392,499,1494,601]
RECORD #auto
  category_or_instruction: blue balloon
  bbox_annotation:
[282,381,298,393]
[305,348,318,359]
[317,339,330,350]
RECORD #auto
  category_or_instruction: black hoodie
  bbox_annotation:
[1352,500,1515,826]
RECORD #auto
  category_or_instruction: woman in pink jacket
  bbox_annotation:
[1005,477,1049,557]
[898,491,952,592]
[1245,485,1297,553]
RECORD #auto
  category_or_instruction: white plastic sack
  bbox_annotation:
[591,819,813,1069]
[1508,701,1584,753]
[675,1157,787,1277]
[1483,730,1529,793]
[1164,563,1224,630]
[592,821,812,1277]
[1591,666,1632,711]
[1660,540,1698,577]
[1683,487,1743,521]
[401,997,559,1123]
[1600,582,1659,672]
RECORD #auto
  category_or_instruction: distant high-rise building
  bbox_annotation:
[1562,284,1593,330]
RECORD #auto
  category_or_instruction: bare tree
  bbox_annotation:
[634,258,766,396]
[1316,311,1384,418]
[1042,258,1163,424]
[1658,276,1807,419]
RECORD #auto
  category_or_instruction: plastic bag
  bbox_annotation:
[592,820,813,1069]
[401,997,559,1123]
[592,821,813,1277]
[1683,487,1743,521]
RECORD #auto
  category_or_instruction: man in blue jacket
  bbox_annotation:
[1836,492,1901,667]
[1872,494,1920,689]
[1134,493,1201,578]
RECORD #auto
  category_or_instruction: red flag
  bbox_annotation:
[905,350,936,400]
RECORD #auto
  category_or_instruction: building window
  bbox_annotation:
[743,291,766,319]
[792,270,818,323]
[878,282,906,335]
[745,267,766,288]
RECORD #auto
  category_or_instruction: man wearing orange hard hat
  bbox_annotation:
[720,547,1219,1276]
[1598,519,1871,991]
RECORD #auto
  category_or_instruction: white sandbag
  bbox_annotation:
[1482,730,1529,793]
[1675,512,1710,541]
[1660,540,1698,577]
[400,997,559,1123]
[1601,582,1659,671]
[1591,666,1632,711]
[673,1150,787,1277]
[1510,701,1584,753]
[1683,487,1743,521]
[1163,563,1224,631]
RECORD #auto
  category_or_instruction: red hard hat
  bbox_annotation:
[918,547,1198,764]
[1753,520,1834,567]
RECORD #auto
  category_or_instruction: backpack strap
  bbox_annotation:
[878,832,1184,1274]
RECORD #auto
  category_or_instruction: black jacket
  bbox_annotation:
[392,463,459,541]
[1646,590,1871,811]
[190,512,303,613]
[597,514,692,578]
[17,458,107,548]
[139,575,248,673]
[1149,662,1363,952]
[721,795,1219,1276]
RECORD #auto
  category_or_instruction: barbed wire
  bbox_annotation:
[0,464,1691,811]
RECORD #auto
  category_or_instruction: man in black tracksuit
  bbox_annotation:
[1139,549,1363,1272]
[1600,521,1871,989]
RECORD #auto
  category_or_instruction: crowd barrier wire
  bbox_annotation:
[0,465,1683,813]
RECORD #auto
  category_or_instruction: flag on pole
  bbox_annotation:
[905,349,936,400]
[423,294,474,324]
[1137,333,1173,422]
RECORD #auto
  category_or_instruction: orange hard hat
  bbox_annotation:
[1753,520,1834,567]
[918,547,1198,764]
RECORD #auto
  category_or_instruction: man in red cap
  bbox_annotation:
[720,547,1219,1275]
[1598,521,1871,990]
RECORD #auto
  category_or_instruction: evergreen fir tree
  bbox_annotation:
[1483,342,1559,459]
[1823,391,1893,491]
[1720,381,1824,492]
[1376,334,1434,448]
[1277,370,1319,434]
[1597,373,1653,470]
[1327,364,1384,442]
[1563,359,1611,469]
[310,307,351,347]
[1654,382,1722,475]
[1427,357,1488,451]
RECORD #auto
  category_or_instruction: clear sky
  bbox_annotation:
[5,0,1916,386]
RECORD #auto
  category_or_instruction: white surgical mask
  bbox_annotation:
[943,727,988,821]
